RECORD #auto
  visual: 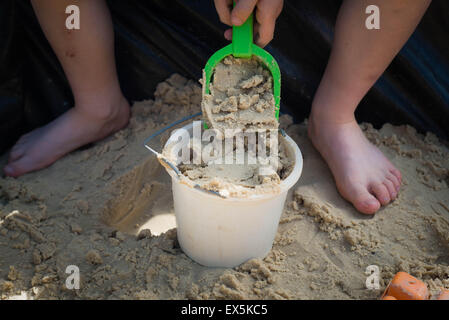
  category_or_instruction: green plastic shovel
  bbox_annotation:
[203,9,281,123]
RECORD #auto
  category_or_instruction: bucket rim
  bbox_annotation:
[163,123,303,202]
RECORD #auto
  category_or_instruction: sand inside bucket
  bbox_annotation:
[162,132,295,198]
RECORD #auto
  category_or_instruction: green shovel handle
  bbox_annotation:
[232,13,253,58]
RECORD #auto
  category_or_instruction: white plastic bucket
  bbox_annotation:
[163,123,303,267]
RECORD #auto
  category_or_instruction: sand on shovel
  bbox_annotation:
[202,56,278,132]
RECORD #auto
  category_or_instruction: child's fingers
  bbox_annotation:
[222,0,283,46]
[255,0,283,47]
[224,15,275,47]
[224,28,233,41]
[254,20,274,47]
[214,0,233,26]
[231,0,258,26]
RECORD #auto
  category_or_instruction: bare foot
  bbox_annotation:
[4,95,130,177]
[308,115,402,214]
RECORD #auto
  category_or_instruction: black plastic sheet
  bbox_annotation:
[1,0,448,155]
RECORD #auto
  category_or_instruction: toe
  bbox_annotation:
[383,179,397,200]
[4,158,36,178]
[340,182,381,214]
[370,183,391,206]
[390,168,402,184]
[354,194,381,215]
[386,173,400,193]
[4,164,20,177]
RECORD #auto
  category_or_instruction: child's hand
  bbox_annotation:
[214,0,283,47]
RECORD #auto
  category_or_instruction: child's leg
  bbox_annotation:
[309,0,431,214]
[4,0,129,177]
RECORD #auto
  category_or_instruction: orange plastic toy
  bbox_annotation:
[381,272,429,300]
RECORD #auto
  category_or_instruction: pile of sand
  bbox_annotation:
[0,74,448,299]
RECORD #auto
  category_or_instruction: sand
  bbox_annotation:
[0,74,448,300]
